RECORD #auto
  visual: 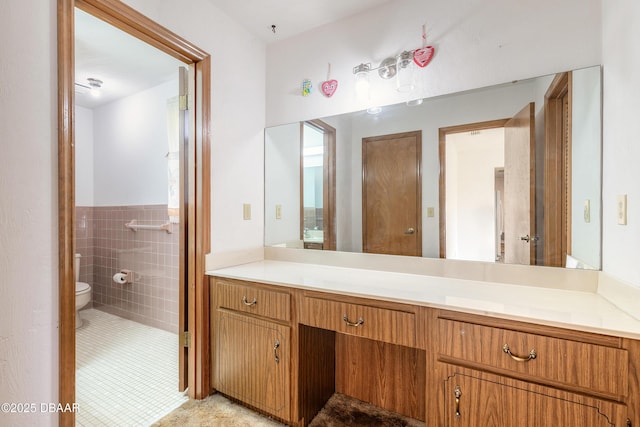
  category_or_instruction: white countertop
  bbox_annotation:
[207,260,640,340]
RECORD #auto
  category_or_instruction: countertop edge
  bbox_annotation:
[206,261,640,341]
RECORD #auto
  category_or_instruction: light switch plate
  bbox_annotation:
[427,207,435,218]
[275,204,282,220]
[243,203,251,220]
[617,194,627,225]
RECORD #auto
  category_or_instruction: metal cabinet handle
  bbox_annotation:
[503,343,537,362]
[242,296,257,306]
[454,385,461,418]
[404,227,416,234]
[273,339,280,364]
[343,314,364,327]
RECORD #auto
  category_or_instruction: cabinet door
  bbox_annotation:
[216,310,290,420]
[444,371,626,426]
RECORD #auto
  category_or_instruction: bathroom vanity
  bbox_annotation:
[208,257,640,426]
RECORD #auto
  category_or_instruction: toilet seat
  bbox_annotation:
[76,281,91,294]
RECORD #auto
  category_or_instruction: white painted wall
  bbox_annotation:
[446,130,505,262]
[0,2,58,426]
[602,0,640,288]
[264,124,300,246]
[571,66,602,268]
[92,79,176,206]
[266,0,601,127]
[75,106,95,206]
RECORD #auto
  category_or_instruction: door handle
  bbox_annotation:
[404,227,415,235]
[520,235,530,243]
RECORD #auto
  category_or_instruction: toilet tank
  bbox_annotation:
[75,253,81,282]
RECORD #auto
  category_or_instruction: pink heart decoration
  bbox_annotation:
[321,79,338,98]
[413,46,435,68]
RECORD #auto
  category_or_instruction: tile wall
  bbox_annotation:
[75,205,180,333]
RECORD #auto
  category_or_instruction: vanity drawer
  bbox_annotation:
[438,318,628,399]
[302,296,416,347]
[215,279,290,322]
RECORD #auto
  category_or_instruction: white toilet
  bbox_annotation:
[75,253,92,328]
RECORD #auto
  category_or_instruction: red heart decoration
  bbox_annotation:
[321,79,338,98]
[413,46,435,68]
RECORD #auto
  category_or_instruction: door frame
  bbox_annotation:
[438,119,509,258]
[543,72,572,267]
[299,120,337,250]
[58,1,211,425]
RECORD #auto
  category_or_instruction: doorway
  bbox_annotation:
[439,105,536,266]
[300,120,336,251]
[362,131,422,256]
[73,7,188,424]
[443,127,506,262]
[58,1,211,425]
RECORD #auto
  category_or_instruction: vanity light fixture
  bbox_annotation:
[352,50,422,104]
[353,57,398,86]
[354,58,396,113]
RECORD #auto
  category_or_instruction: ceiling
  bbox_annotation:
[206,0,396,44]
[75,8,183,109]
[75,1,394,108]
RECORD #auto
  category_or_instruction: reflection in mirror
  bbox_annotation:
[301,121,336,250]
[265,66,602,269]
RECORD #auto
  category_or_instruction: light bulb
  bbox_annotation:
[355,70,370,101]
[396,51,416,93]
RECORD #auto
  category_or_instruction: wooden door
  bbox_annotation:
[444,372,626,426]
[216,310,290,420]
[503,103,536,265]
[177,66,190,391]
[362,131,422,256]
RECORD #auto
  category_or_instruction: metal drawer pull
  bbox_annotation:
[343,314,364,327]
[503,343,537,362]
[454,385,461,418]
[242,296,257,306]
[273,339,280,363]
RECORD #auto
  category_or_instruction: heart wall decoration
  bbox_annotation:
[320,63,338,98]
[321,79,338,98]
[413,46,435,68]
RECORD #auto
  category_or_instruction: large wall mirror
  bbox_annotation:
[265,66,602,269]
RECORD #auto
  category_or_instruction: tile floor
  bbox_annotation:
[76,308,188,426]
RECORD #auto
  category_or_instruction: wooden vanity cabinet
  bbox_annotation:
[433,310,637,426]
[442,368,628,426]
[211,278,292,422]
[209,275,639,427]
